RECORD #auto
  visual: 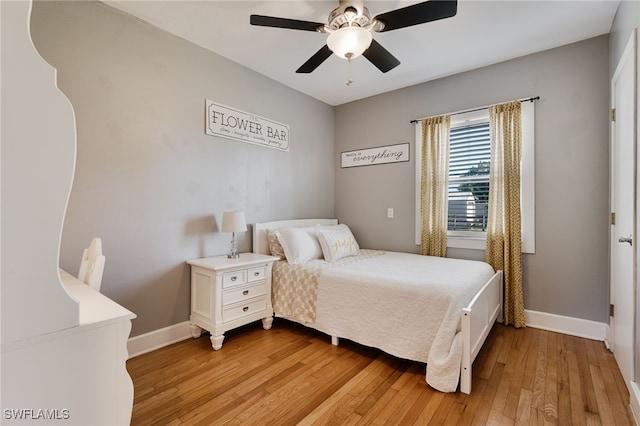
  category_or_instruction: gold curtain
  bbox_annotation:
[420,115,451,257]
[486,101,526,327]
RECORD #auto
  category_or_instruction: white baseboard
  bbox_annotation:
[630,381,640,425]
[525,309,608,341]
[127,321,193,359]
[128,310,609,360]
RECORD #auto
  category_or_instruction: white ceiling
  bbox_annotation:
[103,0,620,106]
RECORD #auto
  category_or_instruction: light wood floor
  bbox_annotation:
[127,320,635,425]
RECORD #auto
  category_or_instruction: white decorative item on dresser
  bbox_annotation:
[77,237,106,291]
[187,253,279,350]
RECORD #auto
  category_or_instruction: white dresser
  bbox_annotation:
[187,253,279,350]
[1,1,136,423]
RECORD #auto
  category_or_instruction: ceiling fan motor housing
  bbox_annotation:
[327,5,372,31]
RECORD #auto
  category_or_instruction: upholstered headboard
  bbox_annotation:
[253,218,338,255]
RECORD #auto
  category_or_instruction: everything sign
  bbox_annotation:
[341,143,409,168]
[205,100,290,151]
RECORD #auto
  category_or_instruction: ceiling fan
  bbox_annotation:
[250,0,458,74]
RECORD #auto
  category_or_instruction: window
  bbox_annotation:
[414,101,535,253]
[448,119,491,236]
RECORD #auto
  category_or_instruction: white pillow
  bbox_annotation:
[274,226,323,264]
[316,224,359,262]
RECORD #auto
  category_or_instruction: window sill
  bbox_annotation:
[445,236,536,254]
[447,236,486,250]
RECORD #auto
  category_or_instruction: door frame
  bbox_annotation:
[610,28,639,421]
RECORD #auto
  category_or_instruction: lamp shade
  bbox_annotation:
[327,26,373,59]
[221,211,247,233]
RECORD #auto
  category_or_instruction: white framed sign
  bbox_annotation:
[205,100,289,151]
[341,143,410,168]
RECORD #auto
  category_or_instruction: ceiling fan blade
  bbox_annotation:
[362,39,400,73]
[296,45,333,73]
[250,15,324,32]
[373,0,458,32]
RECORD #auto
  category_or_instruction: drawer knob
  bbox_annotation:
[254,271,260,276]
[243,306,249,312]
[231,276,237,281]
[243,290,249,296]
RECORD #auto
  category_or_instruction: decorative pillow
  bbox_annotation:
[267,230,285,260]
[316,224,359,262]
[274,226,323,264]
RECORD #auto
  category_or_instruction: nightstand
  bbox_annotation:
[187,253,279,350]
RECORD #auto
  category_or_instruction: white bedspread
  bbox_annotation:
[314,251,494,392]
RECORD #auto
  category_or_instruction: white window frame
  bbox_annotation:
[414,101,535,253]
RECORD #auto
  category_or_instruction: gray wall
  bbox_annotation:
[30,0,618,334]
[334,36,611,323]
[30,1,335,336]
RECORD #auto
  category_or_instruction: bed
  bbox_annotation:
[253,218,503,394]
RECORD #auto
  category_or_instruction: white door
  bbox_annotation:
[610,30,636,390]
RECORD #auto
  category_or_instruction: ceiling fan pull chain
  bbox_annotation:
[346,53,354,86]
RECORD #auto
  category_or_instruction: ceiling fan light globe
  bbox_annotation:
[327,27,372,59]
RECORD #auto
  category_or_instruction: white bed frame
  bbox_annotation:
[253,219,503,394]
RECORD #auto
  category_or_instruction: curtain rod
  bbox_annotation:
[409,96,540,124]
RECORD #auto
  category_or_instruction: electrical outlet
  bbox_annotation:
[387,208,394,218]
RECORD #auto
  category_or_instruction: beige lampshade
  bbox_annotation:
[221,211,247,233]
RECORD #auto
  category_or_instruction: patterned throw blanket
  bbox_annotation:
[271,249,385,323]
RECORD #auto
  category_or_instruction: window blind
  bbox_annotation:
[448,122,491,232]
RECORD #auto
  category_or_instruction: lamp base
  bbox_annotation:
[228,232,240,259]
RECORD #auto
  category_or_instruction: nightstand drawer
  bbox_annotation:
[222,297,266,322]
[222,270,247,288]
[223,283,266,306]
[247,266,266,282]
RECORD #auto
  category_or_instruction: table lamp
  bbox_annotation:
[221,211,246,259]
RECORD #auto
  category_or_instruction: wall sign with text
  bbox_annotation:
[205,100,290,151]
[341,143,410,168]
